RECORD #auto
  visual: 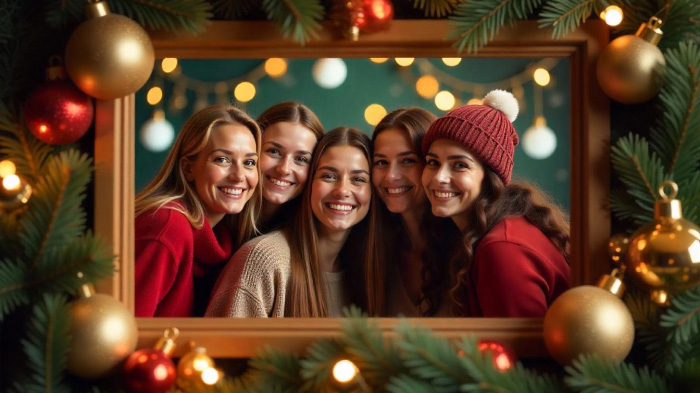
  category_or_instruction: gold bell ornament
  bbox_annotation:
[176,345,221,390]
[624,180,700,306]
[543,269,634,366]
[596,16,666,104]
[65,277,139,378]
[65,0,154,100]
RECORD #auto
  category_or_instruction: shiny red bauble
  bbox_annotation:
[24,79,93,145]
[122,349,177,393]
[358,0,394,33]
[477,340,517,372]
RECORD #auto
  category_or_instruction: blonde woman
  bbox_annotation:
[206,127,372,317]
[134,105,262,317]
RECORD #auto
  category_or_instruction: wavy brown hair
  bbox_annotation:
[284,127,372,317]
[448,169,571,315]
[366,107,459,316]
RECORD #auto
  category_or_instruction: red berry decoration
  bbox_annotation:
[24,57,93,145]
[123,328,179,393]
[359,0,394,33]
[477,340,516,372]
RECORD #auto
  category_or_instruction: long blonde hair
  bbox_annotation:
[135,105,262,247]
[285,127,372,317]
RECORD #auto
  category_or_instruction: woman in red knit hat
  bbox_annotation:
[134,105,262,317]
[421,90,571,317]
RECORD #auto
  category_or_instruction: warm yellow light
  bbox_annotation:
[467,98,483,105]
[370,58,388,63]
[332,360,357,383]
[265,58,288,77]
[234,82,256,102]
[442,57,462,66]
[2,174,20,191]
[0,160,16,177]
[533,68,551,86]
[147,87,163,105]
[600,5,623,27]
[435,91,456,111]
[364,104,387,126]
[161,58,178,73]
[395,58,415,67]
[201,367,220,385]
[416,75,439,99]
[193,358,210,372]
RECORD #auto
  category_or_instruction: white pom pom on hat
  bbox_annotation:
[482,89,519,123]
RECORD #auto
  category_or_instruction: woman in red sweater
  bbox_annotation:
[421,90,571,318]
[134,105,262,317]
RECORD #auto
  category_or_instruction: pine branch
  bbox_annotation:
[610,188,654,226]
[565,354,671,393]
[538,0,596,39]
[19,293,71,393]
[449,0,541,54]
[43,0,85,30]
[210,0,259,19]
[660,286,700,345]
[0,259,30,319]
[299,339,346,393]
[0,103,55,185]
[655,0,700,51]
[386,374,440,393]
[411,0,458,18]
[676,171,700,224]
[262,0,323,45]
[246,346,303,393]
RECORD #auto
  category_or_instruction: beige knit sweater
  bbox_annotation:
[205,231,348,318]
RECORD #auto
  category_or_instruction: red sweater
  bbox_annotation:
[135,206,234,317]
[464,216,570,317]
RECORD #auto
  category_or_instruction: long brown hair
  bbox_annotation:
[135,105,262,247]
[366,108,459,316]
[448,169,570,315]
[256,102,324,231]
[285,127,372,317]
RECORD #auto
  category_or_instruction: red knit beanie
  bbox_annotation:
[422,90,519,185]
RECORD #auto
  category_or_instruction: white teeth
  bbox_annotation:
[270,178,291,187]
[328,203,353,211]
[221,187,243,195]
[435,191,457,198]
[387,187,410,194]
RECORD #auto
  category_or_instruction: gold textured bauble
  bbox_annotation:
[176,346,216,391]
[543,285,634,366]
[65,1,154,100]
[596,17,666,104]
[65,284,138,379]
[625,181,700,305]
[608,233,630,264]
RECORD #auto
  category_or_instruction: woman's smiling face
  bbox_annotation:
[311,145,371,235]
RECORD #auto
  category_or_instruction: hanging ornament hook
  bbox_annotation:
[658,180,678,200]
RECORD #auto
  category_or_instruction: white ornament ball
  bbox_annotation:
[312,58,347,89]
[522,122,557,159]
[140,116,175,152]
[483,89,519,122]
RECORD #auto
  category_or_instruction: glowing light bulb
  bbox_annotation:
[395,58,414,67]
[533,68,551,86]
[3,174,21,191]
[201,367,220,385]
[600,5,623,27]
[147,87,163,105]
[0,160,16,177]
[161,58,178,73]
[442,58,462,66]
[435,91,456,111]
[234,82,256,102]
[332,360,357,383]
[364,104,387,126]
[415,75,439,99]
[370,58,388,63]
[265,58,288,77]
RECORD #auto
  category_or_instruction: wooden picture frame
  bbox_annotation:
[93,19,610,358]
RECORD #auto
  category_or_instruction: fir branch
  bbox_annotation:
[43,0,85,30]
[210,0,259,19]
[655,0,700,51]
[386,373,440,393]
[449,0,541,54]
[610,188,654,226]
[0,259,30,319]
[0,103,54,185]
[565,354,671,393]
[262,0,323,45]
[650,42,700,185]
[19,293,71,393]
[411,0,458,18]
[660,286,700,345]
[538,0,596,39]
[299,339,346,393]
[247,346,303,393]
[676,171,700,224]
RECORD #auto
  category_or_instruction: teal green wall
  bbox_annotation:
[135,58,570,212]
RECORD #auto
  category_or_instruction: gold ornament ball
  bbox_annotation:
[65,1,154,100]
[65,290,139,378]
[543,286,635,366]
[176,347,215,391]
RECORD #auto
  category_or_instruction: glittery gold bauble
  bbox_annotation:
[596,17,666,104]
[608,233,630,264]
[66,284,138,379]
[625,181,700,305]
[176,346,215,391]
[0,173,32,211]
[543,280,634,366]
[65,1,154,100]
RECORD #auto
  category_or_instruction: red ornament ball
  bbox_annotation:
[24,79,94,145]
[122,349,177,393]
[358,0,394,33]
[477,340,517,372]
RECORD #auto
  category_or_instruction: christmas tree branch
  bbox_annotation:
[538,0,596,39]
[411,0,457,18]
[210,0,258,19]
[565,354,671,393]
[660,286,700,346]
[262,0,323,45]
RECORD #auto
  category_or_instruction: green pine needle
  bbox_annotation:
[387,373,443,393]
[538,0,596,39]
[262,0,323,45]
[565,354,671,393]
[0,103,54,185]
[247,345,303,393]
[300,339,346,393]
[411,0,458,17]
[211,0,259,19]
[660,286,700,345]
[617,0,700,51]
[19,293,71,393]
[0,258,30,319]
[449,0,542,54]
[610,188,654,226]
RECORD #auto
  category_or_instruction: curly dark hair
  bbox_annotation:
[448,169,571,316]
